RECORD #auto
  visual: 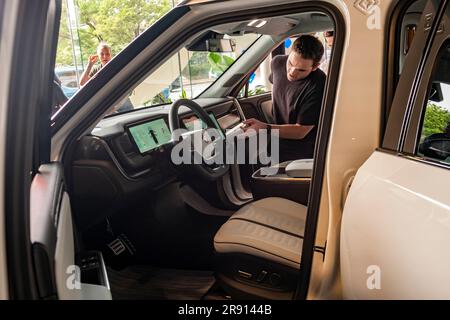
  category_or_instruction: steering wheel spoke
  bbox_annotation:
[168,99,229,181]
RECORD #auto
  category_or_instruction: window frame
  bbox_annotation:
[381,0,450,170]
[402,3,450,169]
[403,35,450,159]
[382,0,446,151]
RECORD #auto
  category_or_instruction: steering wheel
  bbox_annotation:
[169,99,229,181]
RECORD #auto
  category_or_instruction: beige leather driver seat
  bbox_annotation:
[213,197,307,299]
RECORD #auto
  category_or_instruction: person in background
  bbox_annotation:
[320,30,333,74]
[79,42,112,86]
[79,42,133,113]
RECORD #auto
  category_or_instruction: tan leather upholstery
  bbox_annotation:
[214,197,307,269]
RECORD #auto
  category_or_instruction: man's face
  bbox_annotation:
[286,52,318,82]
[98,47,112,66]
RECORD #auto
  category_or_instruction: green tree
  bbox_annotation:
[207,52,235,74]
[422,103,450,138]
[56,0,172,67]
[56,2,75,66]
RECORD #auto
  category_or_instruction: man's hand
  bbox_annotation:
[88,54,98,66]
[79,54,98,86]
[242,118,268,132]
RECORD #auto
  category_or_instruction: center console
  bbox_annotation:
[250,159,313,206]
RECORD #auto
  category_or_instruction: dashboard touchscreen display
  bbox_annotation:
[128,118,172,154]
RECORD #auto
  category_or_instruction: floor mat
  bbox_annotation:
[107,265,215,300]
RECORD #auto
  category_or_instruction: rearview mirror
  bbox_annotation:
[186,31,236,52]
[206,38,236,52]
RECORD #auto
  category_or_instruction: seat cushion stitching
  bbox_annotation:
[214,241,301,266]
[229,217,304,239]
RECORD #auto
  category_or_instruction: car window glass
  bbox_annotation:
[115,33,260,113]
[238,55,272,98]
[417,42,450,163]
[52,0,176,114]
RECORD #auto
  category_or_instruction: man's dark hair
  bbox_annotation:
[292,35,324,66]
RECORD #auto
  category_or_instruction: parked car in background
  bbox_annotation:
[60,84,78,98]
[55,66,83,88]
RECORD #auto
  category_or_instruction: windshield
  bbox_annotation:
[110,33,261,114]
[52,0,261,116]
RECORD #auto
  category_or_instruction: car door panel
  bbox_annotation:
[341,151,450,299]
[341,0,450,299]
[30,163,63,299]
[31,163,112,299]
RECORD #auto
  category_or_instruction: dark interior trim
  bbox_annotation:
[383,0,420,142]
[4,0,55,299]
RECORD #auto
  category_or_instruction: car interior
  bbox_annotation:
[50,10,333,300]
[29,0,432,300]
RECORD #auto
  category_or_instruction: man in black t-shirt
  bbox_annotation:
[243,35,326,162]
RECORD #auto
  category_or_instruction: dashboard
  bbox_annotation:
[74,97,243,178]
[126,111,227,156]
[69,97,245,229]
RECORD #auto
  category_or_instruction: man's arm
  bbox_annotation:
[271,123,313,139]
[242,118,313,140]
[79,54,97,86]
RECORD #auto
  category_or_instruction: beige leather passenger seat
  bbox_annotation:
[213,197,307,299]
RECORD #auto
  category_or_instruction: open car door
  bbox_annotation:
[341,0,450,299]
[2,0,111,299]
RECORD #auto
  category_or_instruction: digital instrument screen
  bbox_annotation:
[128,118,172,154]
[182,113,225,139]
